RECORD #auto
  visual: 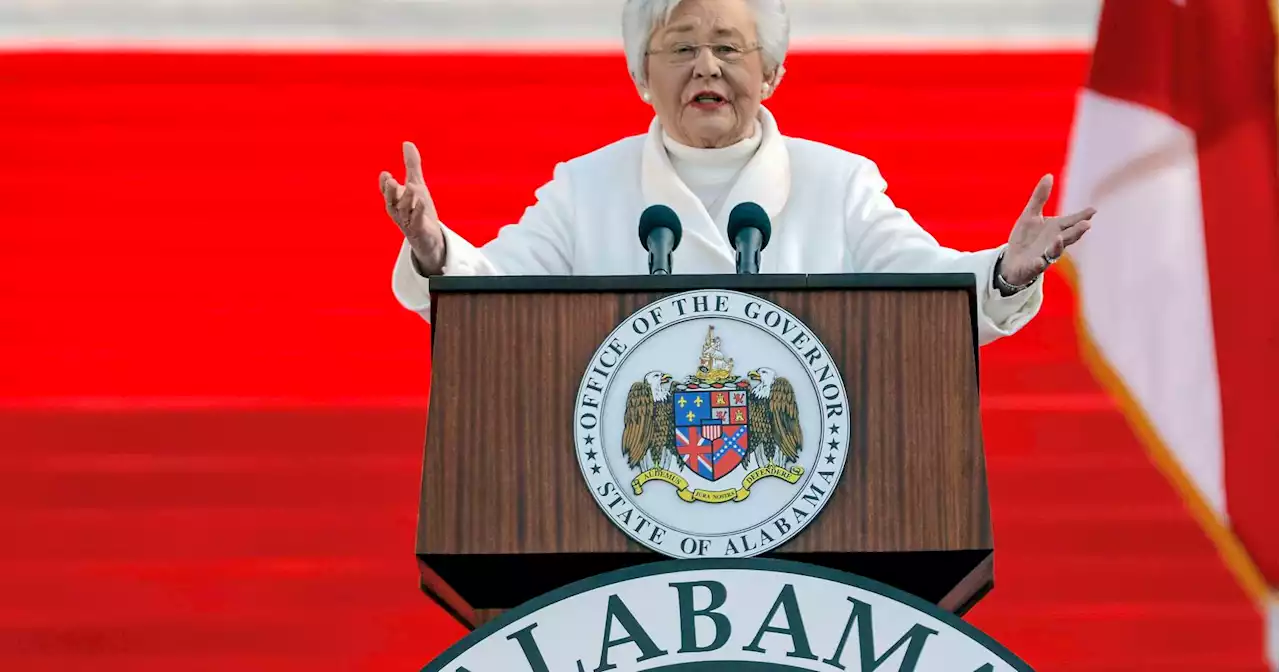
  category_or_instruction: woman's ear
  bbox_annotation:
[763,64,786,99]
[633,74,653,105]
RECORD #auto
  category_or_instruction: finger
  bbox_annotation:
[1022,174,1053,217]
[1059,218,1092,246]
[404,182,437,221]
[381,176,411,226]
[380,171,401,204]
[409,190,426,223]
[381,182,402,222]
[1053,207,1096,230]
[403,141,425,185]
[395,186,417,220]
[380,172,407,200]
[1045,235,1066,259]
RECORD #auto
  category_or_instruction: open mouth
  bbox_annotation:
[690,91,728,109]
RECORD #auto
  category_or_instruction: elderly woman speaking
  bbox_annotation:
[380,0,1095,344]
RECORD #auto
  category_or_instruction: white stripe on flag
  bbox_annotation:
[1061,89,1227,515]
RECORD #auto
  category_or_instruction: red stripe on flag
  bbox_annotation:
[1184,0,1279,589]
[1085,0,1278,588]
[1086,0,1197,128]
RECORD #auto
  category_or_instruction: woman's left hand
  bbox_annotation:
[1000,174,1096,286]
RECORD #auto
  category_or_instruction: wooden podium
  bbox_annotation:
[416,274,993,629]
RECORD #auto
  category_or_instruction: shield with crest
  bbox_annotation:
[673,384,750,482]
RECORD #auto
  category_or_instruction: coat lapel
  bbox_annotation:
[640,118,733,268]
[716,106,791,228]
[640,106,791,272]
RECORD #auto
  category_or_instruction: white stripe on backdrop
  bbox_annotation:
[0,0,1100,49]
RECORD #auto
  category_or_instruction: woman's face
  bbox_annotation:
[643,0,774,148]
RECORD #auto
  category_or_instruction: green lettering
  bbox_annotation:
[822,597,939,671]
[742,584,819,660]
[671,580,731,653]
[594,595,667,672]
[506,623,552,672]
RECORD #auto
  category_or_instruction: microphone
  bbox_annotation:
[638,205,683,275]
[727,202,772,275]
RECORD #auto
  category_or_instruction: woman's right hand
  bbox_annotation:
[380,141,446,276]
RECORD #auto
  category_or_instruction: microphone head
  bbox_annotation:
[638,204,683,250]
[727,202,772,249]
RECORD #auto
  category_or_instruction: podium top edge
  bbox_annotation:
[428,272,977,294]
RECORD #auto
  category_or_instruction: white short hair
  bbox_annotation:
[622,0,790,89]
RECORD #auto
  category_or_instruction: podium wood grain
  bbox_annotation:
[418,279,992,628]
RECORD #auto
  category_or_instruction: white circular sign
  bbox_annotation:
[421,559,1036,672]
[573,289,850,558]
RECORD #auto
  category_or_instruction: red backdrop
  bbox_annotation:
[0,50,1267,671]
[0,50,1083,403]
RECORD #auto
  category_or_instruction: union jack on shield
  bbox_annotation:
[677,423,750,482]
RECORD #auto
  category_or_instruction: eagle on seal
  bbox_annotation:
[746,367,803,466]
[621,371,676,470]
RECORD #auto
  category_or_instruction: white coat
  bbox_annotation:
[392,107,1042,344]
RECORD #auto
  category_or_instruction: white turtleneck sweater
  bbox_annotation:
[661,123,763,218]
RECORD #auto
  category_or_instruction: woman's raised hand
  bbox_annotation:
[380,141,446,276]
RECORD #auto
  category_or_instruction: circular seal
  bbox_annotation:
[422,559,1037,672]
[573,289,850,558]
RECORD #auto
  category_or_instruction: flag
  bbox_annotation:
[1059,0,1277,635]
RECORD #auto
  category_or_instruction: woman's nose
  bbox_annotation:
[692,47,722,78]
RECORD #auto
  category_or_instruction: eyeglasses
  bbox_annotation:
[646,42,762,64]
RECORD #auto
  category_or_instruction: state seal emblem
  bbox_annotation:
[574,289,850,558]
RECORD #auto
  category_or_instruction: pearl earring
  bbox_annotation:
[641,91,652,102]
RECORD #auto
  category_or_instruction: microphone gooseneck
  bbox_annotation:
[727,202,772,275]
[638,205,683,275]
